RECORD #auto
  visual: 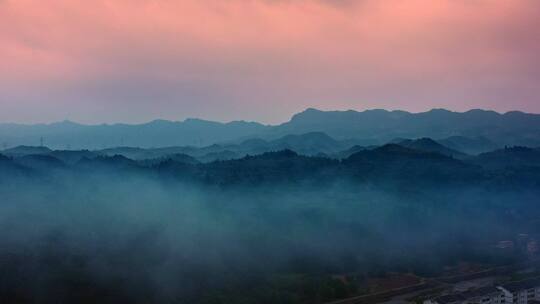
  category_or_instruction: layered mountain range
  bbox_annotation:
[0,133,493,163]
[1,108,539,151]
[2,134,540,188]
[2,109,540,304]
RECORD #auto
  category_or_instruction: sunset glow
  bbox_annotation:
[1,0,539,123]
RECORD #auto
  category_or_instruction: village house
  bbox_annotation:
[424,278,540,304]
[498,278,540,304]
[424,286,504,304]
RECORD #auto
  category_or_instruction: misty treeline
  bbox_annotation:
[1,148,540,303]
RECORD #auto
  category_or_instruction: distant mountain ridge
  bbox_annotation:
[266,108,540,147]
[1,108,540,149]
[0,119,268,149]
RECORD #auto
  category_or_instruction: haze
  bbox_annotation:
[1,0,540,124]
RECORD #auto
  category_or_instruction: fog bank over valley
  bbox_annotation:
[1,140,540,303]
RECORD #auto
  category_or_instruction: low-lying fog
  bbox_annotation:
[1,167,538,303]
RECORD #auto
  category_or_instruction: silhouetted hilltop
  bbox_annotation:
[343,144,479,182]
[3,145,52,157]
[48,149,98,164]
[188,150,339,185]
[333,145,367,159]
[267,132,343,155]
[76,155,141,173]
[437,136,500,155]
[15,154,66,171]
[349,143,452,159]
[197,150,240,163]
[140,153,200,166]
[395,138,467,158]
[473,146,540,169]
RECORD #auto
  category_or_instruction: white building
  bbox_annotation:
[424,278,540,304]
[498,278,540,304]
[424,286,504,304]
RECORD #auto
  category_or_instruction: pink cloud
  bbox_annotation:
[1,0,539,123]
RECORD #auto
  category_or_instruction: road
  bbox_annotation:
[325,259,540,304]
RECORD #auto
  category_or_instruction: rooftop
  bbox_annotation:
[434,287,500,304]
[500,277,540,293]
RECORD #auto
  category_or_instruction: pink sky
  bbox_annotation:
[1,0,539,124]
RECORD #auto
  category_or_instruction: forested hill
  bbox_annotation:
[2,144,540,189]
